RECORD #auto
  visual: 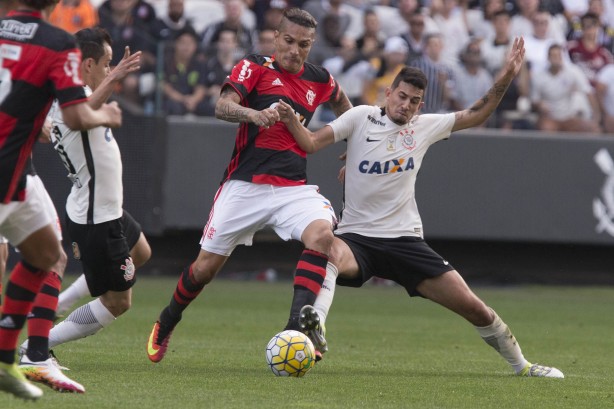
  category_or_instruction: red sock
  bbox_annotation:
[0,261,46,364]
[26,271,62,362]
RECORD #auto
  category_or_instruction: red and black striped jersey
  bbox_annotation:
[221,54,339,186]
[0,10,87,203]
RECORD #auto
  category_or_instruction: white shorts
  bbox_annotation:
[200,180,337,256]
[0,175,61,246]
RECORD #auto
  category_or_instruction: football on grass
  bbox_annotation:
[265,330,316,377]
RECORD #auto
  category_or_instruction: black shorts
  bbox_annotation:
[66,210,141,297]
[336,233,454,297]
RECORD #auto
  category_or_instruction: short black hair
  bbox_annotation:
[279,7,317,31]
[391,66,428,91]
[75,27,112,63]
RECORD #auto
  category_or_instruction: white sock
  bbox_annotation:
[49,298,115,348]
[57,274,90,315]
[475,308,529,374]
[314,262,338,326]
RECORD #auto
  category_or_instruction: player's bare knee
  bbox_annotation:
[131,236,152,268]
[101,294,131,317]
[191,261,216,285]
[304,225,334,254]
[51,249,68,277]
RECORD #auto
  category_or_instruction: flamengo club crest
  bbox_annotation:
[593,148,614,237]
[306,90,315,106]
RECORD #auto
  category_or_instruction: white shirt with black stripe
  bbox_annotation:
[49,86,123,225]
[328,106,455,238]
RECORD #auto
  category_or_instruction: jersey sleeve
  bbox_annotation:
[424,113,456,144]
[222,56,262,102]
[49,46,87,107]
[328,105,372,143]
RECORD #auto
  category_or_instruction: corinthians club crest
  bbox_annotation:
[593,148,614,237]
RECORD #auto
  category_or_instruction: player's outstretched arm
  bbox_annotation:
[328,87,353,118]
[452,37,525,132]
[215,87,279,128]
[89,46,142,109]
[62,101,122,130]
[276,100,334,153]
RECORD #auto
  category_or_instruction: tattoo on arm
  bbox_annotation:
[469,81,508,113]
[215,88,251,123]
[329,89,353,117]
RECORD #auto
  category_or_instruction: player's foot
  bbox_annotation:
[298,305,327,361]
[19,356,85,393]
[0,362,43,400]
[518,362,564,378]
[49,350,69,371]
[147,320,174,363]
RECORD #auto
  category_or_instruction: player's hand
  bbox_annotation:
[251,107,279,128]
[504,37,525,77]
[110,46,142,82]
[102,101,122,128]
[275,100,296,124]
[338,165,346,184]
[38,118,52,143]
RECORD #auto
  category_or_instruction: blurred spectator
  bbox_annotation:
[380,0,438,37]
[363,36,409,106]
[151,0,196,42]
[308,13,345,65]
[531,44,601,133]
[452,39,493,115]
[200,0,257,58]
[303,0,363,41]
[256,28,276,55]
[409,33,457,113]
[355,8,385,60]
[163,27,212,116]
[596,63,614,132]
[523,9,559,74]
[252,0,290,30]
[48,0,98,34]
[98,0,159,106]
[480,10,533,129]
[400,10,427,62]
[510,0,567,44]
[567,0,614,55]
[322,42,375,106]
[465,0,507,40]
[432,0,471,66]
[567,12,614,87]
[203,29,240,110]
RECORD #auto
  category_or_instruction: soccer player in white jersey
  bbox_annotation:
[277,37,564,378]
[18,27,149,378]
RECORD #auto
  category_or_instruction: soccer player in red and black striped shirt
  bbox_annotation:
[0,0,122,400]
[147,8,352,364]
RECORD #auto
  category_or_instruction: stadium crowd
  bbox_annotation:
[49,0,614,133]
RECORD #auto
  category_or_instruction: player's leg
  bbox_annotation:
[147,249,227,362]
[56,274,89,316]
[0,239,8,315]
[417,270,563,378]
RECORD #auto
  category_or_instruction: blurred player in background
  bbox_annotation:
[277,38,564,378]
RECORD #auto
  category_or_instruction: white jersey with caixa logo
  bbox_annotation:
[48,86,123,225]
[328,105,455,238]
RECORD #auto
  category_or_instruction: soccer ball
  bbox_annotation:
[265,330,316,377]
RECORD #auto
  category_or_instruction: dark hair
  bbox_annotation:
[391,66,428,91]
[580,12,600,25]
[279,7,317,30]
[18,0,58,10]
[547,43,562,55]
[75,27,112,63]
[492,10,511,19]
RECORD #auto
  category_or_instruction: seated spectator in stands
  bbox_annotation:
[303,0,362,40]
[323,41,375,106]
[531,44,601,133]
[163,27,212,116]
[432,0,471,66]
[355,8,385,61]
[252,0,289,31]
[453,39,493,115]
[567,0,614,55]
[381,0,438,37]
[98,0,159,106]
[256,28,276,55]
[409,33,457,114]
[510,0,566,44]
[399,10,428,63]
[567,12,614,87]
[465,0,506,41]
[308,13,345,66]
[200,0,256,58]
[480,10,533,129]
[203,29,240,110]
[596,62,614,132]
[363,36,409,106]
[524,9,560,74]
[48,0,98,33]
[152,0,196,42]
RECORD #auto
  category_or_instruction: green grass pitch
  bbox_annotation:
[3,276,614,409]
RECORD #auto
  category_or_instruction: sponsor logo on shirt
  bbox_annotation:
[358,157,415,174]
[367,115,386,126]
[0,20,38,41]
[238,60,252,82]
[63,52,83,85]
